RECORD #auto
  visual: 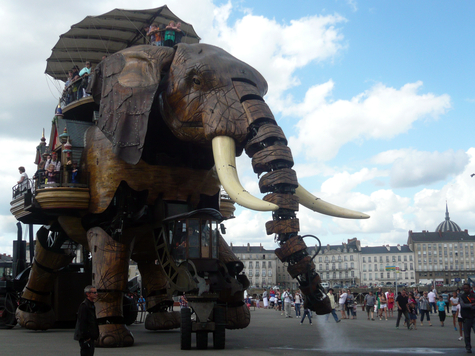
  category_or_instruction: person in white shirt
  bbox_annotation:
[450,291,460,331]
[282,289,292,318]
[428,290,437,314]
[339,289,348,319]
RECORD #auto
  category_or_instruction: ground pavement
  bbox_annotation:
[0,307,468,355]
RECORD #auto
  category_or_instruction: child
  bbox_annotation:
[408,299,417,330]
[352,301,358,319]
[437,295,446,326]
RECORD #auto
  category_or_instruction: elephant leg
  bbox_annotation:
[16,227,75,330]
[137,262,180,330]
[87,227,134,347]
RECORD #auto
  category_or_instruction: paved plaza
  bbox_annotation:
[0,307,469,355]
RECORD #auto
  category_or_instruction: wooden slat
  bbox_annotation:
[251,145,294,174]
[245,124,287,157]
[265,218,299,235]
[259,168,298,193]
[263,193,299,211]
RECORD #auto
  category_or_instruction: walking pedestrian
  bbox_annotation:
[387,288,395,317]
[451,291,460,331]
[283,288,292,318]
[428,289,437,314]
[437,295,447,327]
[395,290,411,330]
[294,290,302,317]
[263,289,269,309]
[74,285,99,356]
[339,289,348,319]
[325,288,341,323]
[364,291,376,321]
[419,291,433,326]
[300,307,313,325]
[459,283,475,353]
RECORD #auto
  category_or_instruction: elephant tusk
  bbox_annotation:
[212,136,279,212]
[295,185,370,219]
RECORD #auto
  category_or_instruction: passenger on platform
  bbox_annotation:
[78,61,92,100]
[174,22,184,44]
[70,65,81,101]
[45,152,61,172]
[45,164,58,185]
[63,70,74,105]
[16,166,29,195]
[147,23,164,46]
[164,21,177,47]
[71,161,79,183]
[33,160,46,188]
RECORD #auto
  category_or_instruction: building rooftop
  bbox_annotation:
[409,230,474,242]
[435,203,462,232]
[360,245,412,254]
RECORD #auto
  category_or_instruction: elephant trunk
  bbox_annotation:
[236,82,330,314]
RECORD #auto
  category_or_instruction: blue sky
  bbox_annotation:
[0,0,474,254]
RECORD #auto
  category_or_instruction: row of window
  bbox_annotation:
[247,270,273,277]
[318,255,354,262]
[418,243,474,250]
[362,255,412,263]
[362,263,413,272]
[247,261,272,268]
[325,271,355,279]
[418,265,474,271]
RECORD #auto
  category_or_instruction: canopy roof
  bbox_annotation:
[45,6,200,81]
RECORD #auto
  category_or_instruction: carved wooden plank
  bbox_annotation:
[275,235,307,261]
[265,218,299,235]
[241,99,275,125]
[263,193,299,211]
[259,168,298,193]
[245,124,287,157]
[232,80,262,98]
[287,256,315,279]
[251,145,294,174]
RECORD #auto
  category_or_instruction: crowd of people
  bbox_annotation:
[250,284,475,352]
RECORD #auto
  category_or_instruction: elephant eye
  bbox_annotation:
[192,77,201,86]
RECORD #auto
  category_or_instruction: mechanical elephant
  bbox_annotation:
[17,43,368,347]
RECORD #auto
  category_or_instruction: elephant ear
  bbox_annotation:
[88,45,175,165]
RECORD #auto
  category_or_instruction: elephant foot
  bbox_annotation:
[223,304,250,330]
[145,311,180,330]
[97,324,134,347]
[15,307,55,330]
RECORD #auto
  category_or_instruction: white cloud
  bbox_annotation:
[288,81,451,161]
[389,149,468,188]
[321,167,387,195]
[223,209,279,250]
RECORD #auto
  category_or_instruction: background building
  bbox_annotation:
[407,204,475,285]
[230,243,278,289]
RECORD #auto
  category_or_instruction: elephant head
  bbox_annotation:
[89,43,369,314]
[89,43,369,219]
